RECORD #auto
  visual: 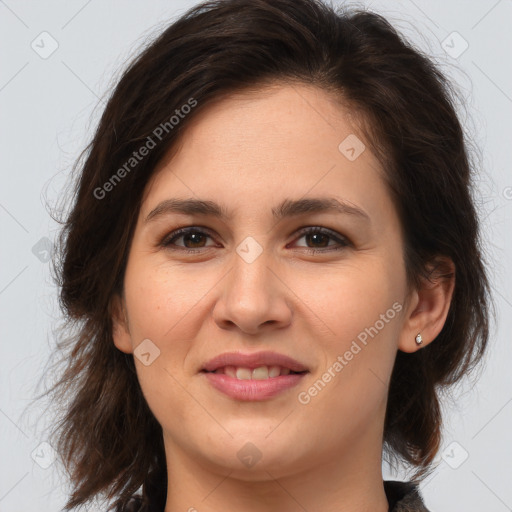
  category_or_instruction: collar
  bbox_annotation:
[384,480,430,511]
[122,475,430,511]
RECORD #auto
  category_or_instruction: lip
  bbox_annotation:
[203,372,307,401]
[200,350,309,402]
[201,350,309,373]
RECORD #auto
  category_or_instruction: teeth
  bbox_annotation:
[224,366,236,378]
[252,366,269,380]
[268,366,281,378]
[235,367,252,380]
[214,365,294,380]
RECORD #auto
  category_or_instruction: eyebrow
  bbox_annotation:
[145,197,371,224]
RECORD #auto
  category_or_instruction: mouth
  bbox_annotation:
[201,350,309,375]
[201,365,308,380]
[200,351,309,401]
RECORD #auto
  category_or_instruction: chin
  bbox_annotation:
[193,431,311,479]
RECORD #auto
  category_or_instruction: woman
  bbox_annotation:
[44,0,491,510]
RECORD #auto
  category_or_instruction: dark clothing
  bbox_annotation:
[116,475,430,511]
[384,480,430,511]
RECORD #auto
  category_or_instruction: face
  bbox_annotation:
[113,83,415,480]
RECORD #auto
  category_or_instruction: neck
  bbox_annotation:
[162,428,389,512]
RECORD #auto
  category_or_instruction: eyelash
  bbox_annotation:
[160,226,351,254]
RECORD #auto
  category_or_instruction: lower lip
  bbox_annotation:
[202,371,307,401]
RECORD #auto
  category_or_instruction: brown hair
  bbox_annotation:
[36,0,492,509]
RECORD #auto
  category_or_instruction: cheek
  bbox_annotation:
[123,258,211,342]
[123,260,210,423]
[301,259,403,340]
[297,271,402,437]
[304,259,404,397]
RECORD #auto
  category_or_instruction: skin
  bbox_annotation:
[112,82,455,512]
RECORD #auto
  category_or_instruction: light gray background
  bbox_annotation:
[1,1,511,511]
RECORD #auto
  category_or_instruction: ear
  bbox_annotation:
[398,256,455,353]
[110,293,134,354]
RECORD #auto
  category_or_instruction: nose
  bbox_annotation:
[212,247,293,335]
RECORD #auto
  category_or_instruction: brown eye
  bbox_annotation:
[290,227,350,252]
[161,228,216,250]
[160,226,350,254]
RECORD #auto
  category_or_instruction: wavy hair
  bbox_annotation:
[34,0,492,509]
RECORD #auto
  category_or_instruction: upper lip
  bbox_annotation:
[202,351,309,373]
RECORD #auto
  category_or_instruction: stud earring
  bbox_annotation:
[415,333,423,345]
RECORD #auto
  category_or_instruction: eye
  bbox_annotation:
[289,226,351,253]
[161,227,217,252]
[160,226,351,253]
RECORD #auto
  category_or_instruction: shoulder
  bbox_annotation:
[116,479,429,511]
[114,495,148,512]
[384,480,431,512]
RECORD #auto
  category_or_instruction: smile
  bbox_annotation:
[203,365,304,379]
[201,369,308,401]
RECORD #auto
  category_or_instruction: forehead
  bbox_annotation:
[141,83,391,223]
[177,82,361,157]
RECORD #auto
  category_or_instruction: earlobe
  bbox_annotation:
[398,257,456,353]
[110,293,134,354]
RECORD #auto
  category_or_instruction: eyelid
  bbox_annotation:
[160,225,218,248]
[160,225,351,251]
[292,226,350,246]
